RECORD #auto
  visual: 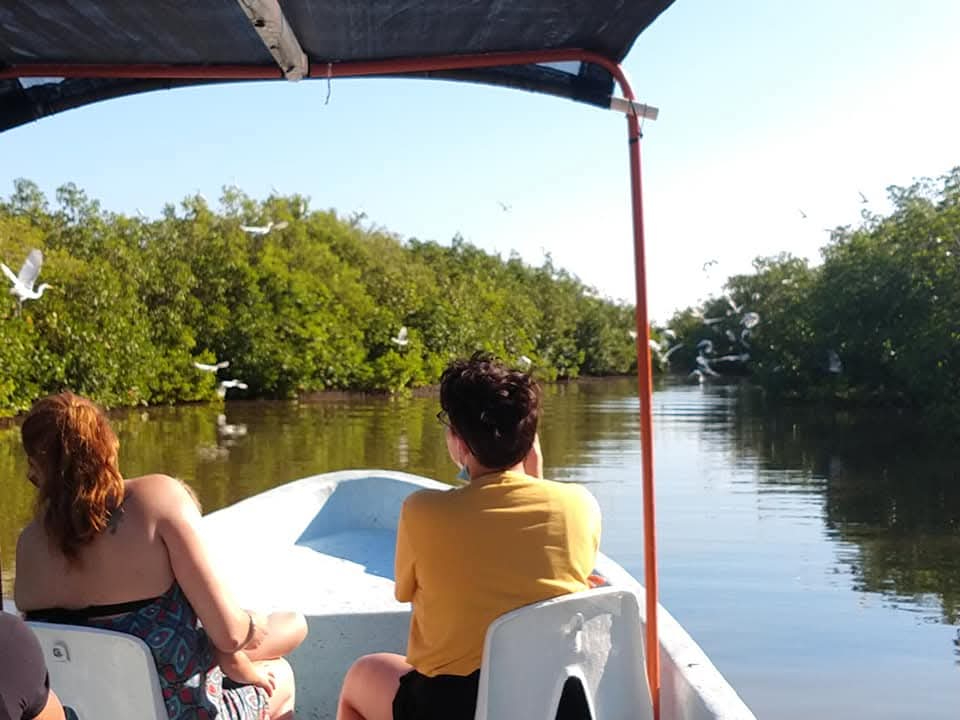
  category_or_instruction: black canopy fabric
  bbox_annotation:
[0,0,673,133]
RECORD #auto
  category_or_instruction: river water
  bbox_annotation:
[1,378,957,718]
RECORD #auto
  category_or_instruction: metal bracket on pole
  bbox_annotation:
[609,97,659,121]
[236,0,308,80]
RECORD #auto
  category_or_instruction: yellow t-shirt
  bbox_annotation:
[394,470,601,677]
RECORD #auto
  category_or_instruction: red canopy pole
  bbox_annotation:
[607,65,661,720]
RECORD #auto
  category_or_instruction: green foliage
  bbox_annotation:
[0,181,640,413]
[666,167,960,418]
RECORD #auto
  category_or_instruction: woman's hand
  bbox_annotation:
[523,433,544,479]
[253,668,277,697]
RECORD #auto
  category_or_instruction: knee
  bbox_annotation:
[277,610,308,645]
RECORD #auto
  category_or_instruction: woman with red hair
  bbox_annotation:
[14,392,305,720]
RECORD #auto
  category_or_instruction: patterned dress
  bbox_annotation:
[29,584,267,720]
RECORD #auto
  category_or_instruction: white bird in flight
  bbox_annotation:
[240,220,289,236]
[391,326,409,347]
[741,312,760,329]
[1,249,52,313]
[194,360,230,373]
[217,379,249,398]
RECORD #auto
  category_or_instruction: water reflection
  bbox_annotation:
[729,395,960,625]
[1,380,959,718]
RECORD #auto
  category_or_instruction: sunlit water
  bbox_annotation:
[2,379,958,719]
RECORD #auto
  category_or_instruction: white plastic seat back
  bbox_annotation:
[475,587,653,720]
[28,622,167,720]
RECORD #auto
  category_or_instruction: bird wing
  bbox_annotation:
[18,249,43,289]
[273,221,289,231]
[398,326,408,341]
[241,225,268,234]
[1,262,18,285]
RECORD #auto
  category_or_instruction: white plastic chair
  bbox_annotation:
[28,622,167,720]
[474,587,654,720]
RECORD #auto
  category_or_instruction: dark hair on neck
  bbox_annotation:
[439,351,541,471]
[21,392,124,563]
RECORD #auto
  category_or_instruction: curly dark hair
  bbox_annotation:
[439,351,541,470]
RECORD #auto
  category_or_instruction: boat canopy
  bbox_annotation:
[0,0,673,133]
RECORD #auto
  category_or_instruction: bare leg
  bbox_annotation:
[336,653,412,720]
[257,657,296,720]
[246,611,308,662]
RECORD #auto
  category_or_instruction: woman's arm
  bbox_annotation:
[394,500,417,602]
[153,476,266,653]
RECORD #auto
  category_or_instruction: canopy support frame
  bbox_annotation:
[2,48,661,720]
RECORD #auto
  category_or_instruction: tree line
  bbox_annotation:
[659,167,960,422]
[0,180,639,416]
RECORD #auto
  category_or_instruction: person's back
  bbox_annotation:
[14,392,301,720]
[16,473,176,614]
[397,471,600,677]
[338,352,603,720]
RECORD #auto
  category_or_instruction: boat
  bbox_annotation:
[196,470,755,720]
[3,1,759,717]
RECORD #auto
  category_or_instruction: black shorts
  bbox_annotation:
[392,669,480,720]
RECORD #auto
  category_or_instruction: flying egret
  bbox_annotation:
[725,296,743,314]
[858,190,869,204]
[696,355,720,377]
[391,326,409,347]
[217,379,249,398]
[1,249,52,314]
[741,312,761,329]
[663,344,684,361]
[240,220,289,236]
[497,201,512,212]
[194,360,230,372]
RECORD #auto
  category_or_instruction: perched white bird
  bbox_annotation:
[696,339,714,356]
[1,249,51,313]
[663,329,677,340]
[725,329,737,343]
[628,329,638,340]
[648,339,661,353]
[741,312,760,329]
[518,355,532,370]
[391,326,409,347]
[194,360,230,372]
[827,349,843,374]
[240,220,289,236]
[216,414,247,438]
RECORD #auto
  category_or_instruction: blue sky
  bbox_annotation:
[2,0,959,320]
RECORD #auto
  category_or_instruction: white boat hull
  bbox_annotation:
[202,471,756,720]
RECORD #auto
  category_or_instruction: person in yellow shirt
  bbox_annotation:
[337,352,601,720]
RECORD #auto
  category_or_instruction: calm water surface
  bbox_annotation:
[2,379,958,719]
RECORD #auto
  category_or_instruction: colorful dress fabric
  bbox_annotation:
[30,584,266,720]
